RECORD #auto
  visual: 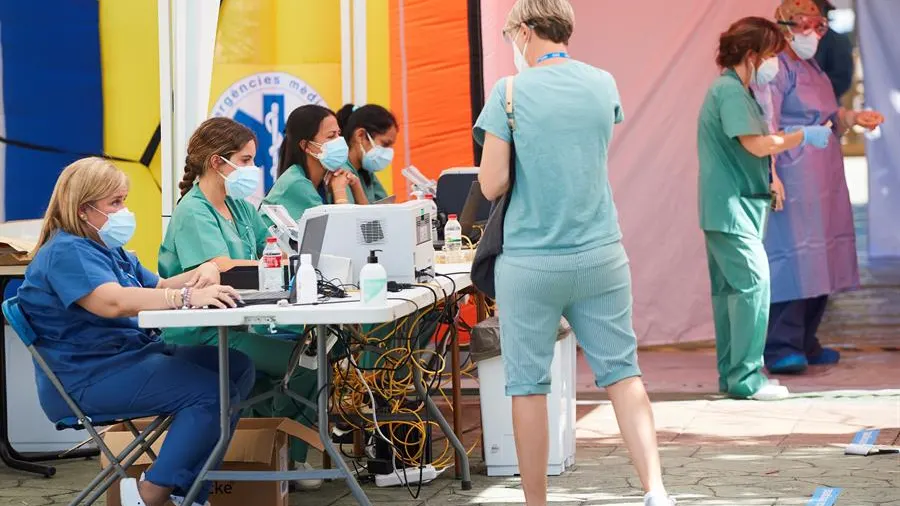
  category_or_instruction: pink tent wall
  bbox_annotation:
[481,0,780,345]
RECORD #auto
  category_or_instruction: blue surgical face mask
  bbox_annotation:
[361,132,394,173]
[218,156,261,199]
[89,205,136,249]
[310,137,349,172]
[753,57,780,85]
[791,32,820,60]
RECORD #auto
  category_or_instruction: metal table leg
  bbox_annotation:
[316,324,371,505]
[412,367,472,490]
[180,327,232,506]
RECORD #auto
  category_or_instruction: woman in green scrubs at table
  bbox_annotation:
[158,117,322,490]
[335,103,398,203]
[262,105,366,225]
[697,17,832,401]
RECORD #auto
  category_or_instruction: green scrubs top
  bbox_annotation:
[697,69,771,239]
[345,162,389,203]
[261,164,354,224]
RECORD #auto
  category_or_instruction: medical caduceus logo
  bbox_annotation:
[211,72,327,205]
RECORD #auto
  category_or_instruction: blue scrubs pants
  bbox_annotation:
[765,296,827,364]
[41,345,255,503]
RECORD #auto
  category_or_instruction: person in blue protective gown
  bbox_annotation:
[755,0,884,374]
[17,157,254,506]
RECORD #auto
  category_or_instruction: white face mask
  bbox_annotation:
[753,57,780,85]
[512,31,529,73]
[791,32,820,60]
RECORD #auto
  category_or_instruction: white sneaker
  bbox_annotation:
[134,473,209,506]
[644,491,676,505]
[293,461,323,491]
[750,383,790,401]
[119,478,146,506]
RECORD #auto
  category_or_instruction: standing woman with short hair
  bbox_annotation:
[697,16,832,400]
[476,1,674,504]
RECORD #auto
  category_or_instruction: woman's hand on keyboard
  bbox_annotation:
[193,285,241,309]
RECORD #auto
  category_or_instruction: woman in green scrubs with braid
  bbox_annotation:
[697,17,830,400]
[158,117,322,490]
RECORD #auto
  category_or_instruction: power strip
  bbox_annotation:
[298,334,337,370]
[374,465,438,488]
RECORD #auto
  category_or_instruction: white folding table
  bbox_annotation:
[138,266,473,506]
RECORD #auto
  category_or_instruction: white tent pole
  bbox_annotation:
[352,0,367,105]
[340,0,352,105]
[158,0,174,231]
[160,0,219,234]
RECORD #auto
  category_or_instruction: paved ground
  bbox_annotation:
[1,392,898,505]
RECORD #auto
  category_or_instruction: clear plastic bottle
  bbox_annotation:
[298,253,318,304]
[258,237,284,291]
[443,214,462,261]
[423,193,440,245]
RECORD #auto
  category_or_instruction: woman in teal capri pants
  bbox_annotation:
[158,117,322,490]
[476,1,673,504]
[18,157,253,506]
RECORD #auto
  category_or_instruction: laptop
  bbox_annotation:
[458,181,490,240]
[239,215,329,306]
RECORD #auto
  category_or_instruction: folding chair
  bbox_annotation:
[2,297,173,506]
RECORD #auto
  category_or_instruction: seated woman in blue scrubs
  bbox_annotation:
[335,103,398,202]
[261,105,366,222]
[18,157,254,506]
[159,117,323,490]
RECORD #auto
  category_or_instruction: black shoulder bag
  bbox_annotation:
[471,76,516,298]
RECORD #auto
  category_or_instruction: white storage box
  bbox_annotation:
[477,332,577,476]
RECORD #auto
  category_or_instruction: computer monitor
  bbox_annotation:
[299,214,329,269]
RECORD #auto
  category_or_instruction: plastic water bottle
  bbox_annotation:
[444,214,462,261]
[298,253,318,304]
[423,193,440,245]
[258,237,283,291]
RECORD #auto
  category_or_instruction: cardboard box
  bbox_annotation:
[100,418,322,506]
[0,235,35,266]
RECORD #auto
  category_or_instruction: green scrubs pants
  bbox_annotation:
[163,327,317,463]
[704,231,770,399]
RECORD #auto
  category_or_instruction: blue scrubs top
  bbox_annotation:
[18,231,165,393]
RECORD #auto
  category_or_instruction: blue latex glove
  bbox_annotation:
[786,125,832,148]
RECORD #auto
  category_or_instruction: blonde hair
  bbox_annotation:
[34,157,129,252]
[504,0,575,44]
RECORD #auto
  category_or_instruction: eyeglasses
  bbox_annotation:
[778,15,828,36]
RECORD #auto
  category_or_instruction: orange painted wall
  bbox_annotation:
[389,0,475,197]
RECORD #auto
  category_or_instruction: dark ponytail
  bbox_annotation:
[277,105,335,178]
[337,103,398,185]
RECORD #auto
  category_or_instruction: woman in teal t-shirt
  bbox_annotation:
[335,103,398,203]
[262,105,366,225]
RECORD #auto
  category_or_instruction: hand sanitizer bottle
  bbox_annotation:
[359,250,387,305]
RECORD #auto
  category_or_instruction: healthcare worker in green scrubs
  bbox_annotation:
[262,105,366,225]
[335,103,398,203]
[697,17,831,400]
[158,117,322,490]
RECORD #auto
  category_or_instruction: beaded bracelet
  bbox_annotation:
[181,287,193,309]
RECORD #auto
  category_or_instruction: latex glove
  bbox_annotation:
[787,125,831,149]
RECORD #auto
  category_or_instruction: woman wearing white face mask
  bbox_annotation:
[19,157,254,506]
[262,105,363,225]
[753,0,885,375]
[335,103,399,203]
[159,117,326,491]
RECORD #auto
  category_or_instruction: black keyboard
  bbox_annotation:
[239,290,291,306]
